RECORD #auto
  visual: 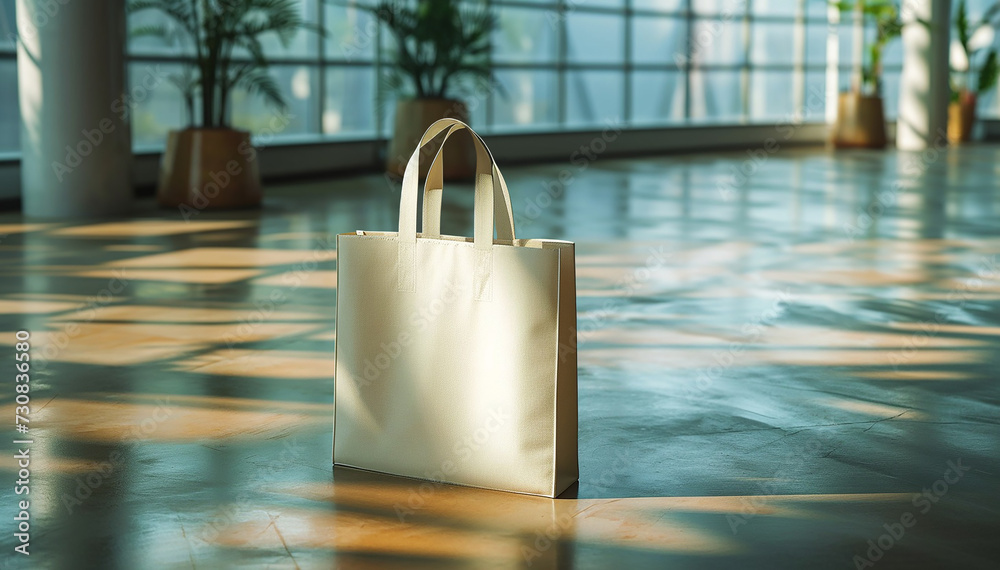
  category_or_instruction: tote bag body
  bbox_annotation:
[334,119,577,497]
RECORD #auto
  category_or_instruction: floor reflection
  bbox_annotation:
[0,144,998,568]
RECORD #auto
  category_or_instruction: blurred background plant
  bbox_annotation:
[831,0,905,97]
[128,0,321,128]
[367,0,497,101]
[126,0,323,210]
[358,0,500,178]
[951,0,1000,101]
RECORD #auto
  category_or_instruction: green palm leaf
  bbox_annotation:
[369,0,498,100]
[127,0,321,127]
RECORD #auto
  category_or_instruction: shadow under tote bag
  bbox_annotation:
[334,119,578,497]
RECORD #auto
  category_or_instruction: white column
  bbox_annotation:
[16,0,132,218]
[897,0,952,150]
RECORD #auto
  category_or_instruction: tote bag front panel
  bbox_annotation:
[334,233,565,496]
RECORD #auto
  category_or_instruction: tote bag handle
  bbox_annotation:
[397,119,512,299]
[421,124,516,241]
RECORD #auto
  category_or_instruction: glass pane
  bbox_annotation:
[493,69,558,129]
[839,20,860,64]
[0,59,18,153]
[567,71,624,126]
[468,88,488,128]
[692,0,746,16]
[128,62,191,149]
[689,17,746,65]
[979,85,1000,118]
[688,69,742,121]
[128,2,320,58]
[960,0,998,20]
[379,85,395,138]
[839,66,856,91]
[751,22,796,66]
[324,66,375,136]
[881,67,900,118]
[259,0,319,58]
[804,69,827,119]
[581,0,626,8]
[752,0,799,17]
[633,0,685,13]
[493,7,559,64]
[0,2,16,53]
[806,21,832,65]
[230,65,318,137]
[807,0,832,18]
[566,13,625,64]
[631,71,685,124]
[127,7,193,57]
[882,34,903,67]
[632,16,686,65]
[325,0,377,61]
[749,70,793,121]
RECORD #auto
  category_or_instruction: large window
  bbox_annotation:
[122,0,833,144]
[1,0,999,156]
[121,0,851,145]
[126,0,377,149]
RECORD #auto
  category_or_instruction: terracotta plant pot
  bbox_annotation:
[386,98,475,180]
[831,92,888,149]
[157,128,262,210]
[948,91,977,144]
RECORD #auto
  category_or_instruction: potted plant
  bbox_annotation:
[369,0,496,179]
[949,0,1000,143]
[830,0,904,149]
[128,0,314,210]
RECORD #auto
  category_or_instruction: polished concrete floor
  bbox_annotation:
[1,143,999,569]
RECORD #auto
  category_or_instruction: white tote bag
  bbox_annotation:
[334,119,578,497]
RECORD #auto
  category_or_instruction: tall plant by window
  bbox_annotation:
[368,0,499,178]
[832,0,904,96]
[371,0,495,100]
[952,0,1000,100]
[126,0,320,210]
[128,0,314,127]
[949,0,1000,141]
[829,0,911,149]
